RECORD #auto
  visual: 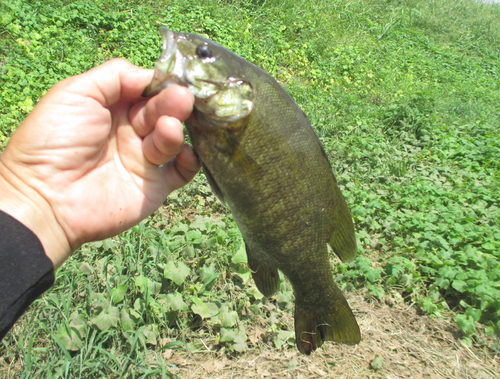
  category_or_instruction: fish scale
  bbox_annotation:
[144,27,361,355]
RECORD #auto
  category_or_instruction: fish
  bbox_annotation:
[143,27,361,354]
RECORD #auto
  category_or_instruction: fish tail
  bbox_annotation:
[294,295,360,355]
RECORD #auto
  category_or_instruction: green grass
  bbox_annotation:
[1,0,500,376]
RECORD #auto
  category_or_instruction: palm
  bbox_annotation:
[36,96,166,246]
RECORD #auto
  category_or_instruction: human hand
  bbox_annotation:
[0,59,199,269]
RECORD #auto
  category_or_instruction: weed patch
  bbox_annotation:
[1,0,499,376]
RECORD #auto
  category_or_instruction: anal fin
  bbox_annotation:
[245,242,280,297]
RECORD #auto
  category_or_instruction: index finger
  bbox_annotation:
[128,85,194,138]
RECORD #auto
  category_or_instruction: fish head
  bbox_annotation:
[143,27,255,126]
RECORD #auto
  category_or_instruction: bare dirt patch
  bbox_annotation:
[166,294,499,378]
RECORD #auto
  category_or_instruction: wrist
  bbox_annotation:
[0,159,71,269]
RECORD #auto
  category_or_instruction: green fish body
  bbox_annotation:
[144,28,361,354]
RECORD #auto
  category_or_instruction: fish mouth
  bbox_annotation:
[143,27,183,97]
[143,28,255,125]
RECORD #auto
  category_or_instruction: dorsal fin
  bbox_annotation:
[329,191,358,262]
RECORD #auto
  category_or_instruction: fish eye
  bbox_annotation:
[196,44,213,59]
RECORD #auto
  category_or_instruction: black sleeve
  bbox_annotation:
[0,210,55,340]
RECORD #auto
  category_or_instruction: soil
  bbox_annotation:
[164,293,499,378]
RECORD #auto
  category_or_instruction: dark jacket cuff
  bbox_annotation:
[0,210,55,340]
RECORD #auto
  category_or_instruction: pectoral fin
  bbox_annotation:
[201,162,225,204]
[215,129,259,169]
[329,187,358,262]
[245,242,280,297]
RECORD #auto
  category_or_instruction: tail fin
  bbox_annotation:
[294,296,360,355]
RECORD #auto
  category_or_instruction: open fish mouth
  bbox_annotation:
[160,28,177,63]
[142,28,183,97]
[143,27,218,98]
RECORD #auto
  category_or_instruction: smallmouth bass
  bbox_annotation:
[144,27,361,354]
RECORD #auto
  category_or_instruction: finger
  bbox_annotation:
[50,58,153,108]
[163,144,201,191]
[129,85,193,137]
[143,116,185,166]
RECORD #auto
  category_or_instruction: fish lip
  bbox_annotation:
[142,27,182,97]
[159,27,177,65]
